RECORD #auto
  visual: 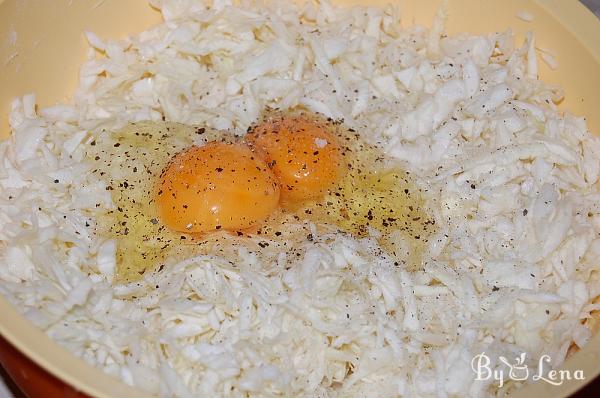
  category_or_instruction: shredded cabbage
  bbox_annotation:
[1,1,599,397]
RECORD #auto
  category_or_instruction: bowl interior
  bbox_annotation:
[0,1,599,397]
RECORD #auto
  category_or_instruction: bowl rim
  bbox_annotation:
[0,1,599,397]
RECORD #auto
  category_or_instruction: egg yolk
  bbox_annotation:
[246,115,344,202]
[156,142,280,233]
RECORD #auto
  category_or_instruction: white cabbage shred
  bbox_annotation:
[516,11,535,23]
[0,1,599,397]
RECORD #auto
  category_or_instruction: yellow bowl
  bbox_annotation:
[0,1,598,397]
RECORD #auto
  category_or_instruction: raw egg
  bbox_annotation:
[156,142,280,233]
[88,121,270,282]
[88,111,436,283]
[246,113,344,203]
[248,110,436,270]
